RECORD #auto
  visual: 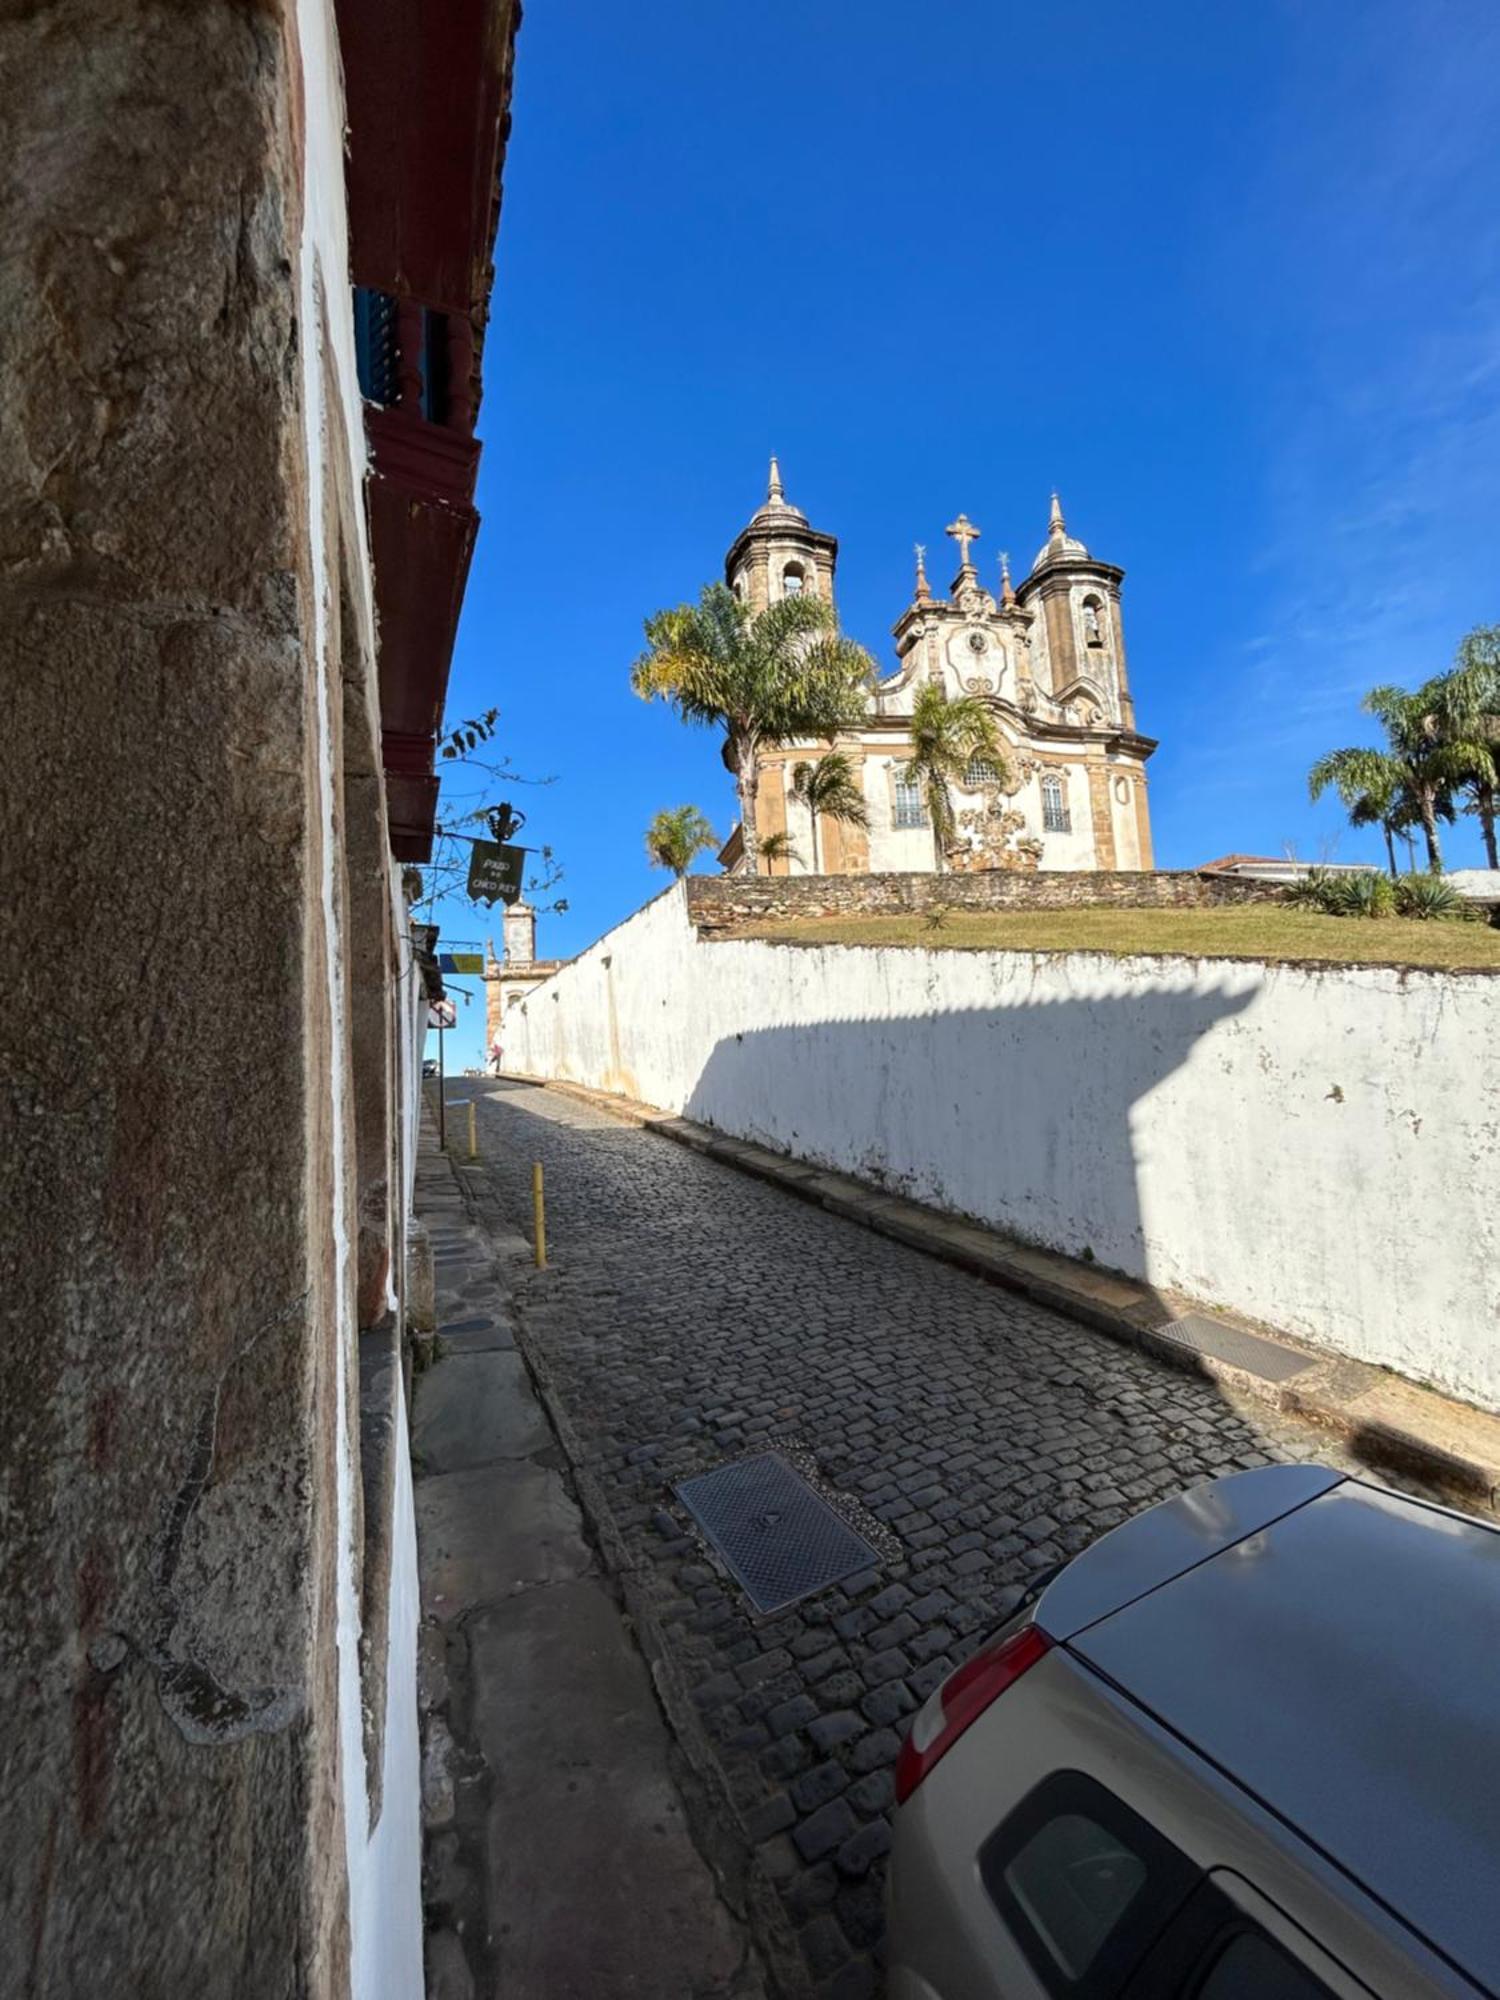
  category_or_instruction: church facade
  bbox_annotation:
[719,462,1157,875]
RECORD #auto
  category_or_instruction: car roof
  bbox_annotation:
[1034,1464,1343,1641]
[1054,1473,1500,1991]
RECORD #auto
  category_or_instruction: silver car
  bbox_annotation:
[888,1465,1500,1999]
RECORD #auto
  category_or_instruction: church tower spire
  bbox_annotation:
[913,542,932,603]
[724,458,839,614]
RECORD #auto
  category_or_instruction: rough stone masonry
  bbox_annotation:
[0,5,363,1990]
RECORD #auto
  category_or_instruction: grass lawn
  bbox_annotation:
[736,903,1500,971]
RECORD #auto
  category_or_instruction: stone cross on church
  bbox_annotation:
[945,513,981,570]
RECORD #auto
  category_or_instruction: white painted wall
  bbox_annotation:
[350,1375,425,2000]
[508,884,1500,1412]
[296,0,422,1985]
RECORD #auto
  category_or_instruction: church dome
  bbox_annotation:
[1032,491,1089,569]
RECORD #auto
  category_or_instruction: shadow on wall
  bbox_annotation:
[680,981,1259,1284]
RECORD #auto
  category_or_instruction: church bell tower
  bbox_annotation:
[724,458,839,614]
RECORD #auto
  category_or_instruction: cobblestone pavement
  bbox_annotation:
[470,1079,1383,2000]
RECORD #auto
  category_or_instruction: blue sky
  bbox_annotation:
[428,0,1500,1064]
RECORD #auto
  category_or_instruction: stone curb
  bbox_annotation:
[502,1073,1500,1512]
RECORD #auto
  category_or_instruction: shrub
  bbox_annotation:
[1394,872,1473,921]
[1286,868,1393,918]
[1284,867,1335,910]
[1333,871,1396,919]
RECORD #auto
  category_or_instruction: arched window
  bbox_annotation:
[893,764,927,829]
[782,563,805,598]
[965,754,1000,787]
[1041,771,1070,834]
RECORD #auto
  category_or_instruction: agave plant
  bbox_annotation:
[1332,871,1396,919]
[1394,872,1473,921]
[1286,869,1394,918]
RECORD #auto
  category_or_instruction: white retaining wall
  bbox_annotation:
[508,884,1500,1412]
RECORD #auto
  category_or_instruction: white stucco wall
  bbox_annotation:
[350,1376,424,2000]
[297,0,422,1985]
[508,884,1500,1411]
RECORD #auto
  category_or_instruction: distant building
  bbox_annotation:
[718,462,1157,875]
[1200,855,1381,881]
[485,902,570,1057]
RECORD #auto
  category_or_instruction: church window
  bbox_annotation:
[782,563,805,598]
[965,754,1000,787]
[1041,771,1070,834]
[893,765,927,829]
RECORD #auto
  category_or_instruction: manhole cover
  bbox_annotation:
[1158,1314,1313,1384]
[676,1451,879,1615]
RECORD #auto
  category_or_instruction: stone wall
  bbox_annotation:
[507,883,1500,1412]
[0,0,420,1990]
[686,867,1281,933]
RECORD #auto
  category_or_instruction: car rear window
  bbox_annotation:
[1002,1811,1148,1977]
[1194,1930,1335,2000]
[980,1772,1199,1998]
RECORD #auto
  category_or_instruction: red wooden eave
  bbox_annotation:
[336,0,520,861]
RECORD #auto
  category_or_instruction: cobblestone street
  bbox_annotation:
[470,1078,1373,1999]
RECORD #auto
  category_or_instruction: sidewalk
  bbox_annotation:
[411,1103,765,1999]
[510,1074,1500,1512]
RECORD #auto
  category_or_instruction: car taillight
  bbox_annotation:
[894,1622,1051,1804]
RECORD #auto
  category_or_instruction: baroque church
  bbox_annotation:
[718,461,1156,874]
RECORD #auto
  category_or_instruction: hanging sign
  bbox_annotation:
[439,951,486,975]
[467,840,525,906]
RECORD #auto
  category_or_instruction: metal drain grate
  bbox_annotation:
[676,1451,879,1615]
[1157,1314,1313,1383]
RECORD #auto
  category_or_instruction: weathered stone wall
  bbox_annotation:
[507,884,1500,1412]
[0,0,418,1991]
[686,867,1282,932]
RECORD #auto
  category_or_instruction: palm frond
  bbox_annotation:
[757,830,803,869]
[791,751,870,828]
[644,804,718,877]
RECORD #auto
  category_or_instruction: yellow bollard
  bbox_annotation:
[532,1161,547,1269]
[467,1099,478,1161]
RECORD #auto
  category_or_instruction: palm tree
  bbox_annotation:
[1428,629,1500,868]
[1311,758,1409,879]
[757,830,803,874]
[1346,788,1421,878]
[644,805,718,879]
[790,750,869,873]
[631,583,875,873]
[1310,683,1472,872]
[903,683,1008,872]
